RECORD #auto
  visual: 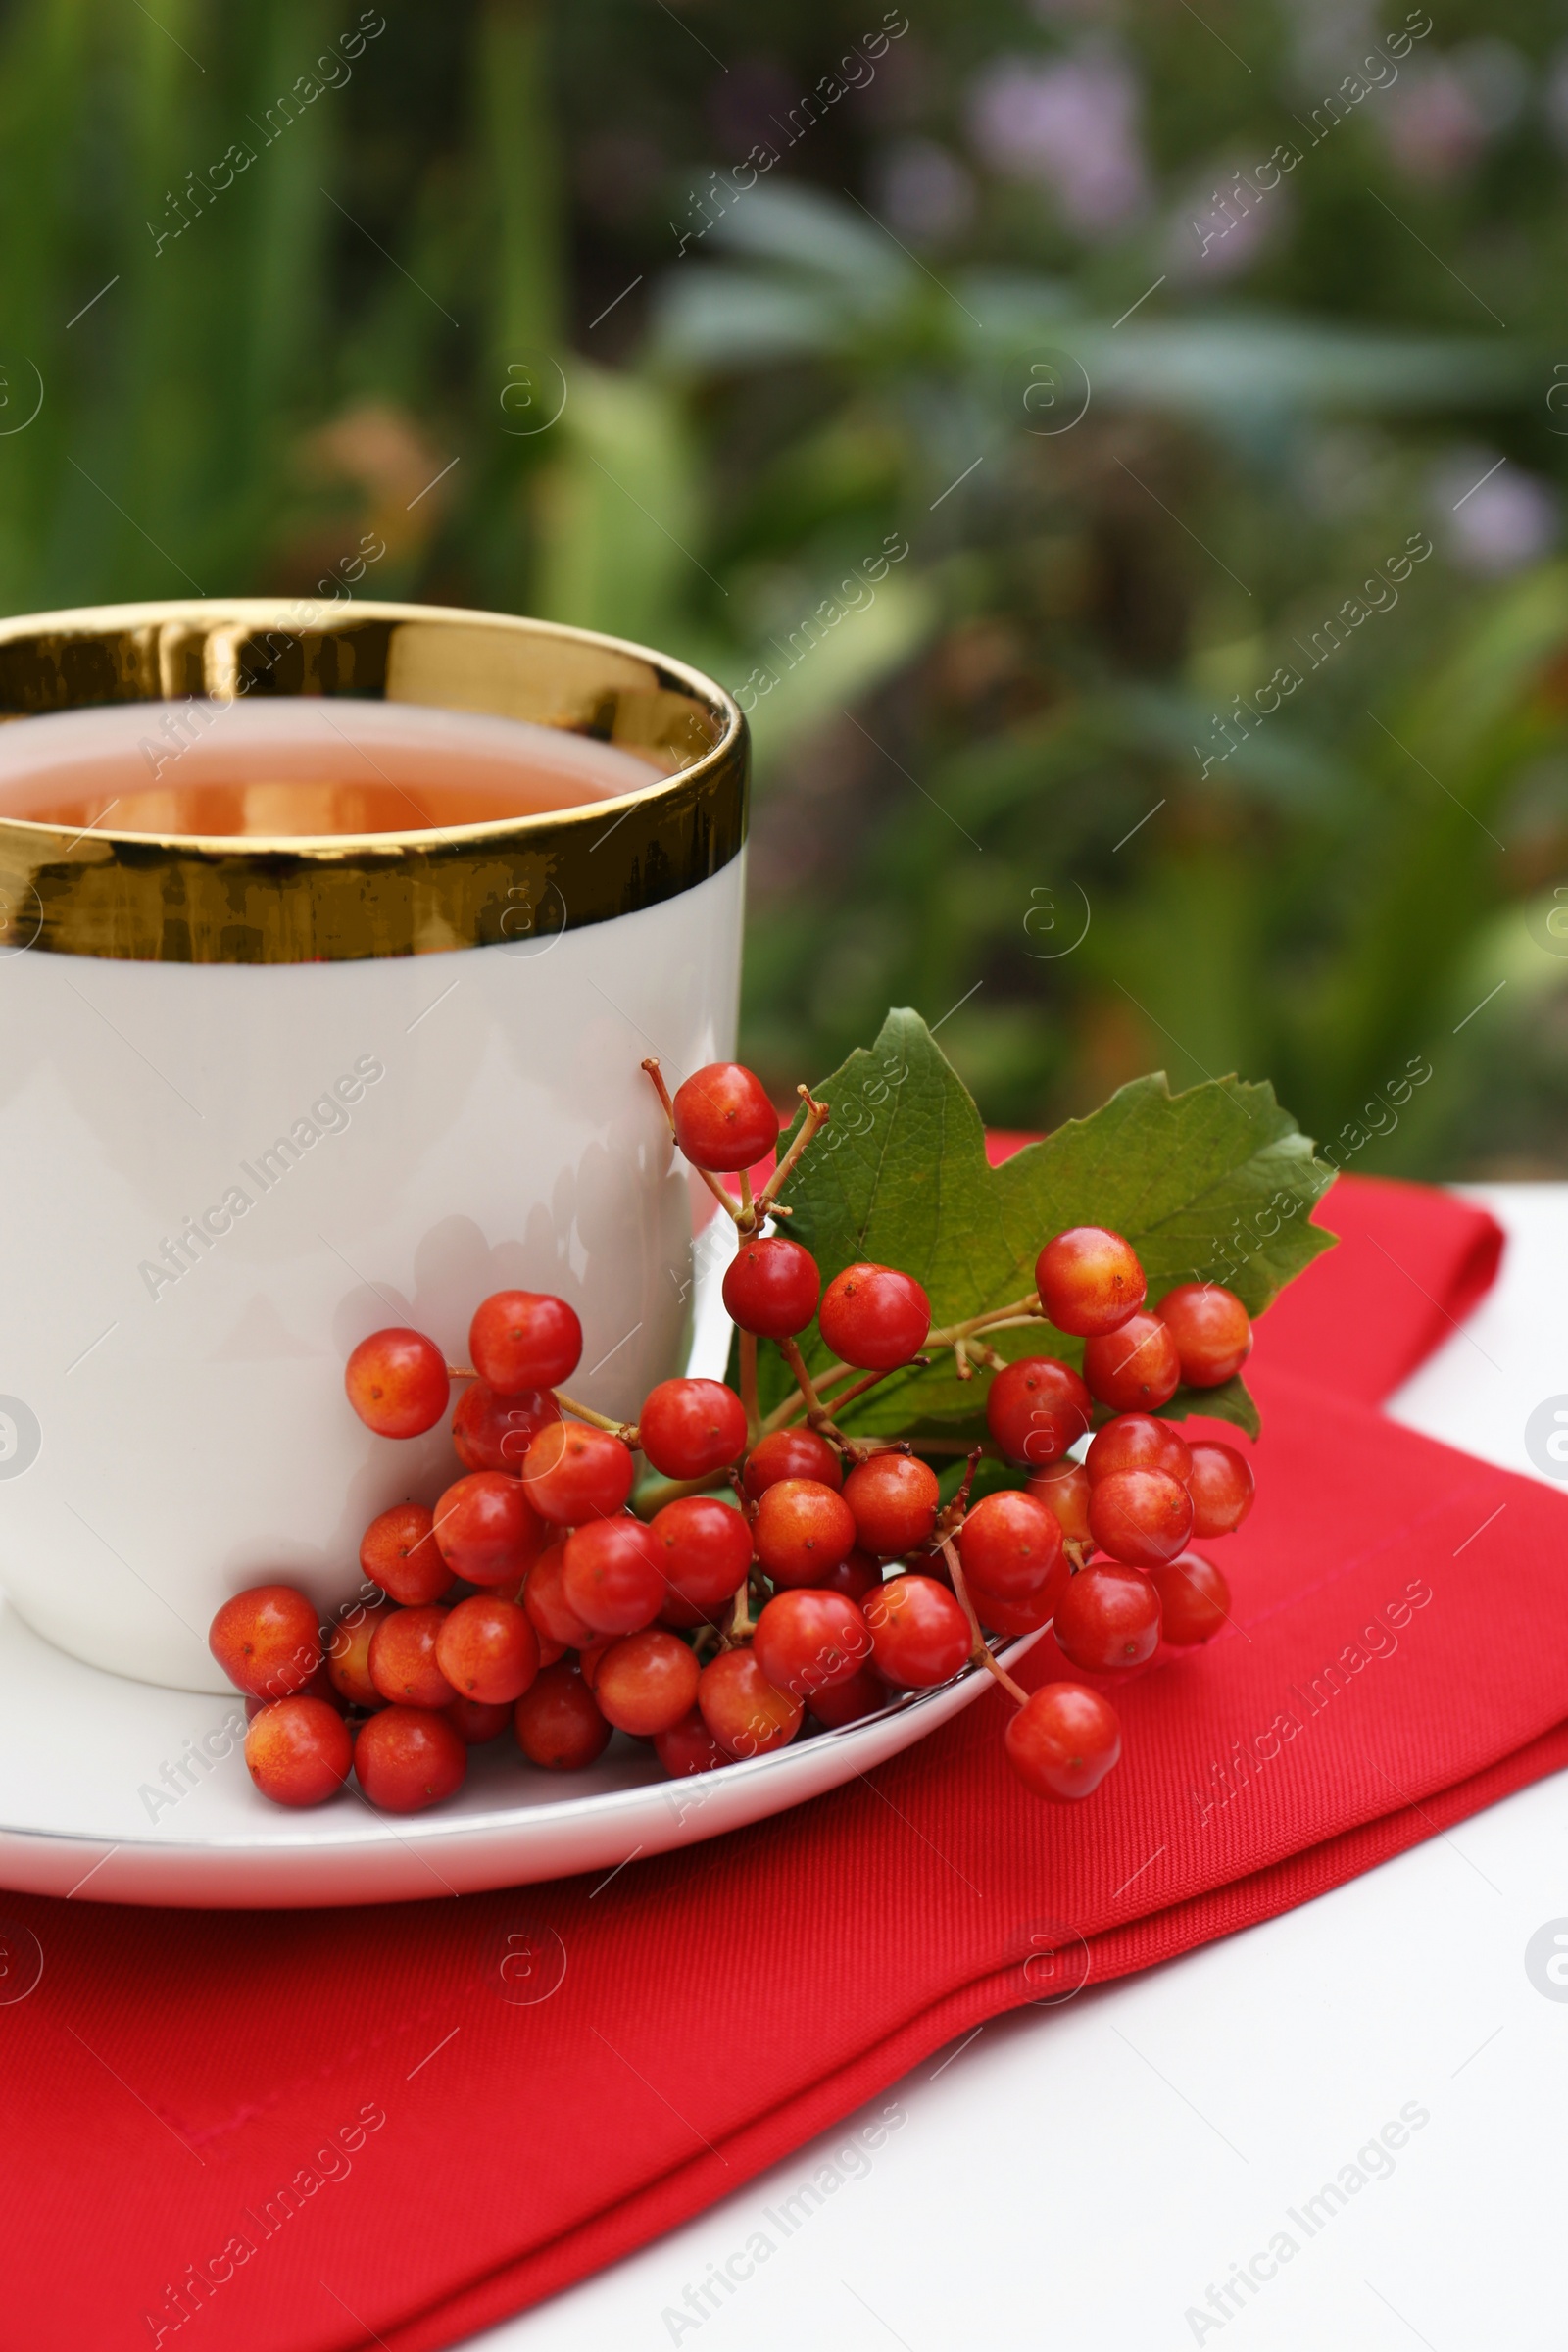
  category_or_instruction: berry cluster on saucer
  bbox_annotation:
[211,1059,1255,1816]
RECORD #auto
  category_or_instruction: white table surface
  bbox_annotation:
[467,1185,1568,2352]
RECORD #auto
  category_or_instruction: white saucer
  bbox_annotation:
[0,1598,1041,1909]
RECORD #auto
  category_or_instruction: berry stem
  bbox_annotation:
[759,1360,897,1440]
[776,1336,863,1456]
[817,1365,897,1417]
[556,1390,641,1446]
[752,1293,1043,1445]
[940,1536,1030,1708]
[748,1085,830,1228]
[640,1054,678,1134]
[642,1056,745,1227]
[959,1312,1047,1341]
[929,1296,1044,1347]
[973,1645,1033,1708]
[739,1329,761,1446]
[446,1365,479,1380]
[631,1469,727,1518]
[935,1447,983,1539]
[698,1168,747,1226]
[809,1295,1036,1371]
[902,1437,1006,1458]
[939,1533,982,1643]
[755,1356,903,1440]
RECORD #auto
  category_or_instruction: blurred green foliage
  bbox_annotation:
[3,0,1567,1170]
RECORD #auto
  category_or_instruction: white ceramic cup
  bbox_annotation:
[0,601,747,1691]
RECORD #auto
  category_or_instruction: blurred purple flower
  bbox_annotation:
[966,47,1149,236]
[1170,166,1284,283]
[1380,64,1487,181]
[1380,43,1527,184]
[872,139,977,244]
[1432,454,1558,576]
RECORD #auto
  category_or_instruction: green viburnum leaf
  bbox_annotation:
[748,1008,1336,1446]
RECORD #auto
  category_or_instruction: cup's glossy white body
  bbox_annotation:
[0,862,744,1690]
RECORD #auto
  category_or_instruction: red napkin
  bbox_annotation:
[6,1173,1563,2352]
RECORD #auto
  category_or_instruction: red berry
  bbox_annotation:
[244,1696,353,1807]
[671,1061,779,1172]
[818,1262,931,1371]
[360,1502,453,1606]
[469,1290,582,1393]
[807,1664,888,1728]
[594,1628,702,1736]
[1186,1441,1255,1538]
[697,1647,804,1758]
[355,1705,467,1811]
[323,1596,391,1710]
[1004,1682,1121,1801]
[1149,1550,1232,1644]
[209,1585,322,1701]
[956,1490,1067,1605]
[1085,1411,1192,1486]
[344,1328,450,1438]
[638,1377,748,1480]
[433,1470,547,1586]
[245,1656,344,1721]
[522,1422,636,1524]
[562,1517,668,1635]
[522,1543,597,1649]
[1034,1228,1146,1339]
[435,1593,540,1705]
[654,1706,728,1777]
[1082,1311,1181,1413]
[863,1574,971,1688]
[1054,1562,1161,1671]
[815,1547,883,1603]
[368,1605,458,1709]
[658,1587,739,1631]
[842,1452,940,1557]
[754,1477,857,1589]
[985,1356,1093,1466]
[452,1379,561,1475]
[576,1636,613,1691]
[967,1579,1059,1637]
[514,1661,612,1769]
[1087,1468,1194,1569]
[753,1589,873,1700]
[722,1236,821,1337]
[742,1427,843,1498]
[1026,1459,1093,1548]
[445,1695,514,1744]
[651,1495,753,1608]
[1156,1284,1252,1387]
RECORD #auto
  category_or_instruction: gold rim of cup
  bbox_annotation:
[0,600,748,962]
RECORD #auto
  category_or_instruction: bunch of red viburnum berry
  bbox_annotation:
[210,1056,1257,1816]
